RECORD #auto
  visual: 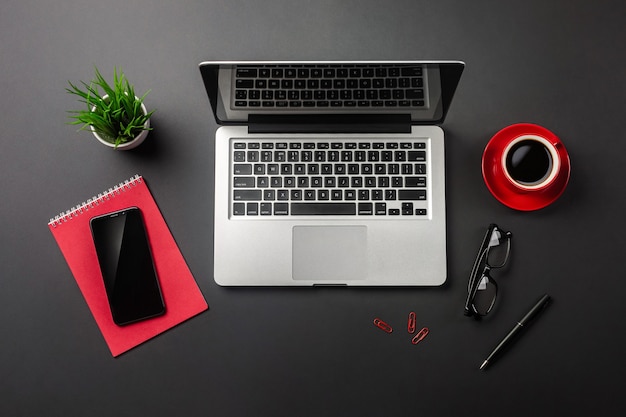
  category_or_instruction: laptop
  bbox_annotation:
[199,60,464,286]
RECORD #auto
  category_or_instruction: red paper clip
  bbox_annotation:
[411,327,429,345]
[373,318,393,333]
[407,311,416,334]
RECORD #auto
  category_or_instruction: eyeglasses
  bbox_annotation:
[464,223,512,318]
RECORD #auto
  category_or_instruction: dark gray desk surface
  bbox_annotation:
[2,1,625,416]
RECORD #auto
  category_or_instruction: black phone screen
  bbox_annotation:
[90,207,165,326]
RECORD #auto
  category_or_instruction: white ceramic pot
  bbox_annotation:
[91,96,150,150]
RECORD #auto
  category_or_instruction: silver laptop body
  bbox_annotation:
[199,60,464,286]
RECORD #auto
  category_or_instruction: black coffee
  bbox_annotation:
[505,139,553,185]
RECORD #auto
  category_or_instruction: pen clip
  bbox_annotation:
[411,327,429,345]
[373,318,393,333]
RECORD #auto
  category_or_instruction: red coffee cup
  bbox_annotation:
[482,123,571,211]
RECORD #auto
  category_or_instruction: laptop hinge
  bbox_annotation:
[248,114,412,134]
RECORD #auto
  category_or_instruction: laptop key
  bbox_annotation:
[398,190,427,200]
[234,177,255,188]
[401,67,422,76]
[234,190,262,201]
[260,203,272,215]
[236,68,257,78]
[358,203,373,215]
[405,177,426,187]
[406,89,424,99]
[247,203,259,216]
[235,79,254,88]
[408,151,426,161]
[233,203,245,215]
[234,164,252,175]
[274,203,289,215]
[291,203,356,215]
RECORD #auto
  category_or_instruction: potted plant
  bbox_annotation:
[67,66,154,150]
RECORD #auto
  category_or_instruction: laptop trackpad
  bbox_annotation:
[292,226,367,281]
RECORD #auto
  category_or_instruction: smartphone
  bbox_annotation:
[90,207,165,326]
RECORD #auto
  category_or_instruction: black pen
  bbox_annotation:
[480,293,552,370]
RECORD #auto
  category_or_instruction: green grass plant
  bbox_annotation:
[67,67,154,148]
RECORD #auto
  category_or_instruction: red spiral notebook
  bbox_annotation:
[48,175,208,356]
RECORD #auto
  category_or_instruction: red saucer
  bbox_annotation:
[482,123,571,211]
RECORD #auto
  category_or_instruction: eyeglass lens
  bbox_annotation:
[485,229,510,267]
[467,225,511,317]
[471,273,498,316]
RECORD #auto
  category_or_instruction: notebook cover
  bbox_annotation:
[48,175,208,356]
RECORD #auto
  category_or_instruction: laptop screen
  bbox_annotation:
[199,61,464,128]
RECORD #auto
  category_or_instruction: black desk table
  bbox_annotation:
[2,1,625,415]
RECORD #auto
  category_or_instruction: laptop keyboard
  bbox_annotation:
[232,64,425,109]
[231,139,428,217]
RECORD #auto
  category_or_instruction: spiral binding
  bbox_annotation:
[48,174,142,227]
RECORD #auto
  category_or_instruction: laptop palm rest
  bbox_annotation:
[292,226,367,281]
